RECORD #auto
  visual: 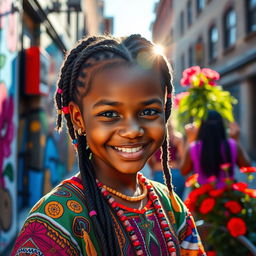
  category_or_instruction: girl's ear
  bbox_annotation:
[69,102,86,131]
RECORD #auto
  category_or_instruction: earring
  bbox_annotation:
[77,128,86,136]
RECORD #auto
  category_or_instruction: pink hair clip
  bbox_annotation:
[57,88,63,94]
[167,93,172,98]
[62,106,69,114]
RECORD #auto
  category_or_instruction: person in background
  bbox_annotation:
[149,122,185,198]
[180,110,250,188]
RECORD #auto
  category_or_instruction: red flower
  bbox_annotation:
[209,187,226,197]
[224,201,242,214]
[207,251,216,256]
[197,183,214,194]
[240,166,256,173]
[244,188,256,198]
[227,217,247,237]
[199,197,216,214]
[232,182,248,192]
[185,173,198,187]
[187,189,200,204]
[201,68,220,81]
[184,198,195,212]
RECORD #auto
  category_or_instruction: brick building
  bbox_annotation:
[152,0,256,159]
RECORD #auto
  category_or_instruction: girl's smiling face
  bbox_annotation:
[70,65,166,176]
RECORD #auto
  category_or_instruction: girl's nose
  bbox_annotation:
[118,120,144,139]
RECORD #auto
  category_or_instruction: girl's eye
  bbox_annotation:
[140,109,159,116]
[98,111,119,118]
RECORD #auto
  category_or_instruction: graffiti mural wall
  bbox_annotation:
[0,0,20,252]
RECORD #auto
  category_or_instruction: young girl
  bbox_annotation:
[12,35,205,256]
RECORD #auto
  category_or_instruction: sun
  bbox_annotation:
[153,44,164,55]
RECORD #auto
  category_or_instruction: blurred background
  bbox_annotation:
[0,0,256,254]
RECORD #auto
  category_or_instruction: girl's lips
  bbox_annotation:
[110,144,148,160]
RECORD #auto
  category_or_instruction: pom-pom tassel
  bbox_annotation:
[169,191,181,213]
[82,229,97,256]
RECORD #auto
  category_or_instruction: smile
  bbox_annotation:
[110,144,147,160]
[114,146,143,153]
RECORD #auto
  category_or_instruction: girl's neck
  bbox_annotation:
[94,168,139,193]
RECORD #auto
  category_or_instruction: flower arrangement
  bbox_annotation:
[185,167,256,255]
[175,66,237,126]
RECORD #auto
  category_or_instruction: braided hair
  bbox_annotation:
[55,34,176,255]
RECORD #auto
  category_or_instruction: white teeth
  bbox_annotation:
[114,146,142,153]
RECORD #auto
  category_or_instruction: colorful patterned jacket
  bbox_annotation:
[12,176,206,256]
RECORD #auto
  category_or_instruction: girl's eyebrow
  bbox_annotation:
[93,99,121,108]
[93,98,163,108]
[141,99,163,106]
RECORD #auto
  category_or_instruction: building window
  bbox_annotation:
[247,0,256,33]
[188,46,194,67]
[209,26,218,61]
[195,37,204,66]
[197,0,205,14]
[224,9,236,48]
[180,11,185,35]
[187,0,193,26]
[181,54,185,73]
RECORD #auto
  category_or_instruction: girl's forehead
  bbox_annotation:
[89,65,164,95]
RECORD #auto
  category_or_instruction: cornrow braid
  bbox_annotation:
[55,36,103,132]
[70,44,131,95]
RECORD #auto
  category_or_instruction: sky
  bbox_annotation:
[104,0,159,40]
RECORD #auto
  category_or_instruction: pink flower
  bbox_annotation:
[207,175,217,183]
[220,163,231,172]
[202,68,220,81]
[180,66,201,87]
[183,66,201,77]
[174,92,190,108]
[180,77,191,87]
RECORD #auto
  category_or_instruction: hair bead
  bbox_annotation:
[89,210,97,217]
[57,88,63,94]
[62,106,70,114]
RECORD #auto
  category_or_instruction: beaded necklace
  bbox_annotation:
[102,180,148,202]
[96,173,177,256]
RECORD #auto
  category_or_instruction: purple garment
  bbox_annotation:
[190,138,237,188]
